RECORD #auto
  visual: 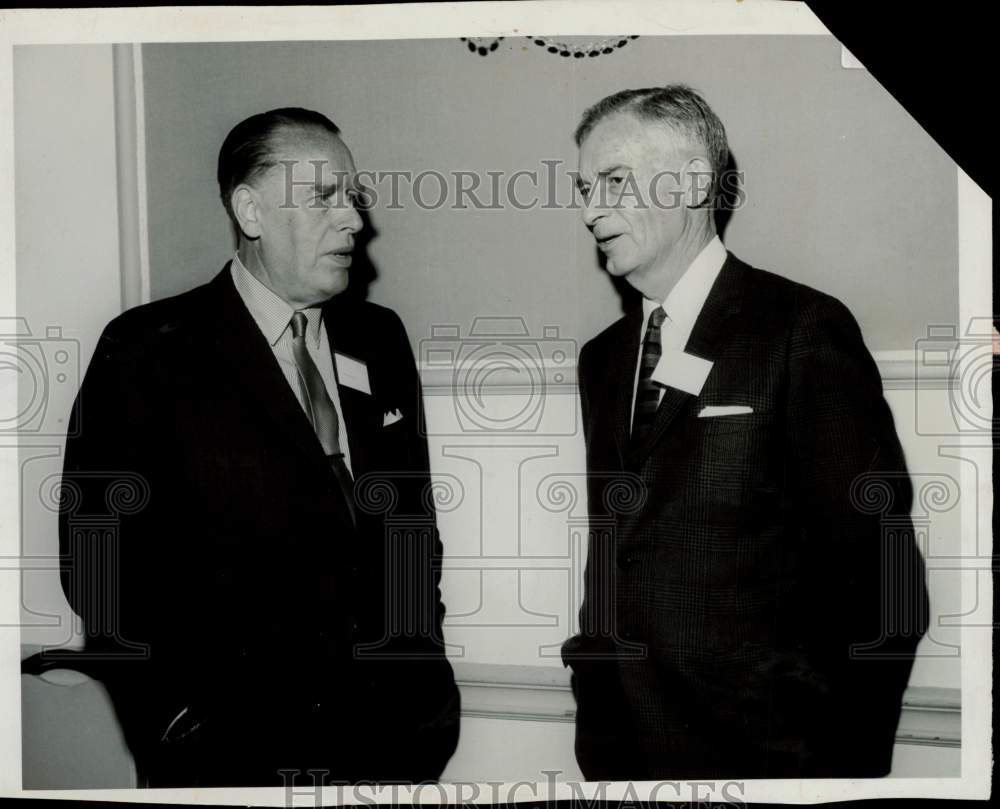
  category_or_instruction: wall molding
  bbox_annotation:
[420,359,578,396]
[417,351,955,394]
[452,662,961,748]
[873,350,957,390]
[19,651,961,770]
[111,43,149,310]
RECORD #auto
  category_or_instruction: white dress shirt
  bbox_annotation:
[230,255,353,473]
[630,236,727,427]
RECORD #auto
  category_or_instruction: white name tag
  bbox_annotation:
[651,350,714,396]
[335,352,371,395]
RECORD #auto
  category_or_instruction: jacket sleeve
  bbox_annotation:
[368,310,460,778]
[561,339,643,780]
[58,321,193,743]
[378,309,452,656]
[784,293,929,771]
[59,320,245,752]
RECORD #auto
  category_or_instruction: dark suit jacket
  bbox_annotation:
[562,253,929,780]
[58,266,460,785]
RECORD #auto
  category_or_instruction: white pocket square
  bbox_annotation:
[382,409,404,427]
[697,405,753,418]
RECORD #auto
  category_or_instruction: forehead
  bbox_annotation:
[267,125,357,182]
[578,113,684,174]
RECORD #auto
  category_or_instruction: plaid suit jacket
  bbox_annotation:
[563,253,929,779]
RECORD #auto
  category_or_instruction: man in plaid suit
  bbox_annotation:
[561,85,929,779]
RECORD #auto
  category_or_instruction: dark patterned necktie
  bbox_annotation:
[631,306,667,444]
[289,311,357,526]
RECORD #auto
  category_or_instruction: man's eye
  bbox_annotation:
[608,175,625,187]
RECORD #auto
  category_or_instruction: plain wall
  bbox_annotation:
[142,36,957,353]
[12,42,127,790]
[14,44,121,653]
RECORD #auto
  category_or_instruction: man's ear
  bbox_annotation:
[683,156,714,209]
[231,185,263,239]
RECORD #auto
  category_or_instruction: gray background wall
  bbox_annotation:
[143,36,957,353]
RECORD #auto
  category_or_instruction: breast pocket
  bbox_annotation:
[695,409,773,434]
[376,415,410,454]
[686,410,779,510]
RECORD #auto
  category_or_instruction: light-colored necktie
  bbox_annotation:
[289,311,357,525]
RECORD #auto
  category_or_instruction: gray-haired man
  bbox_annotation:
[562,85,928,779]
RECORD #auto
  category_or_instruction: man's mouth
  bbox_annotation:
[324,248,353,267]
[596,234,620,250]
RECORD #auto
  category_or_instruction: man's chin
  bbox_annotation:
[328,271,349,296]
[317,268,349,300]
[603,259,635,278]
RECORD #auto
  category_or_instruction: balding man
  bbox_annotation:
[562,85,928,779]
[60,108,459,787]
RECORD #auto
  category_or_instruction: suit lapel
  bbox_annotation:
[609,308,643,467]
[626,252,747,467]
[322,297,381,480]
[683,253,747,363]
[208,267,332,472]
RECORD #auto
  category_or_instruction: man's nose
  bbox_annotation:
[337,203,363,234]
[581,193,604,229]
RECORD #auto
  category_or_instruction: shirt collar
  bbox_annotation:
[230,254,323,348]
[641,235,727,339]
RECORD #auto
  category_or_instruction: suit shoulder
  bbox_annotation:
[735,261,872,382]
[96,281,217,365]
[359,300,406,330]
[328,299,412,353]
[740,262,858,329]
[329,297,403,328]
[581,311,637,364]
[103,282,212,340]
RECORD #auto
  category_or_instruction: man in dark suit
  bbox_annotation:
[58,108,459,787]
[561,86,929,780]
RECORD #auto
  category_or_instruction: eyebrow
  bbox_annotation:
[314,175,363,197]
[576,164,632,189]
[313,180,340,197]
